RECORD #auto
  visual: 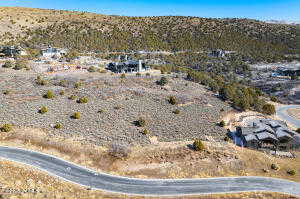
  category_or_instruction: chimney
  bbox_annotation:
[138,60,142,72]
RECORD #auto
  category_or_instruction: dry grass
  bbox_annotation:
[0,127,300,198]
[1,127,300,183]
[0,127,115,173]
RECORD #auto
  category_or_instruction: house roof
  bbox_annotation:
[244,134,258,142]
[256,132,278,141]
[266,120,281,128]
[276,129,293,139]
[254,124,274,134]
[276,127,297,136]
[239,127,256,135]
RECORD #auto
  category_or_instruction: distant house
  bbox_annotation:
[107,56,150,73]
[277,68,300,77]
[209,49,226,58]
[41,46,67,59]
[236,119,298,150]
[0,46,27,57]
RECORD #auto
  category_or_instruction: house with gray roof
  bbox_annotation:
[236,119,298,151]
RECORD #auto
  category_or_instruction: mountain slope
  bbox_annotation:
[1,7,300,61]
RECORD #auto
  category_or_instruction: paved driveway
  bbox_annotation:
[276,105,300,128]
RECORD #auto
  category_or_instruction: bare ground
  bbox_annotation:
[287,108,300,121]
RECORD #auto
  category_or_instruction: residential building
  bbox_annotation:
[41,46,67,59]
[236,119,298,150]
[0,46,27,57]
[107,59,150,73]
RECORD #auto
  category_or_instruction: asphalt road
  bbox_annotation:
[0,146,300,196]
[276,105,300,128]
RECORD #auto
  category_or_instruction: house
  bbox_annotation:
[236,119,298,151]
[243,134,259,148]
[0,46,27,57]
[209,49,226,58]
[256,132,278,145]
[277,68,300,77]
[41,46,67,59]
[107,59,150,73]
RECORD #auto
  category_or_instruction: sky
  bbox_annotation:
[0,0,299,21]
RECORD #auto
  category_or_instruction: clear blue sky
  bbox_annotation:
[1,0,299,21]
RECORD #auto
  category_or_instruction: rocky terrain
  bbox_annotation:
[0,68,229,146]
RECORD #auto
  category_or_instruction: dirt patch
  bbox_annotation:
[287,108,300,120]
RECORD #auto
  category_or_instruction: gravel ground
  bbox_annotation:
[0,69,231,146]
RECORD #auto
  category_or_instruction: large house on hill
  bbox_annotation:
[236,119,299,151]
[107,56,150,73]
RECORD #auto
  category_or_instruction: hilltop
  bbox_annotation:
[0,7,299,61]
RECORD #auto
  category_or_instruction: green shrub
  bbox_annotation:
[224,137,230,142]
[3,90,11,95]
[291,75,299,80]
[271,163,280,170]
[168,96,177,105]
[68,95,77,100]
[88,66,97,72]
[193,140,205,151]
[74,82,82,89]
[2,61,13,68]
[136,72,141,77]
[71,112,81,119]
[39,106,48,114]
[54,123,62,129]
[77,97,88,104]
[287,170,296,176]
[157,77,168,86]
[43,90,54,99]
[98,109,106,113]
[13,60,27,70]
[219,120,226,127]
[173,109,180,114]
[58,80,67,87]
[114,105,123,110]
[36,76,48,86]
[262,104,276,115]
[59,90,65,95]
[141,129,150,135]
[136,117,146,127]
[120,73,126,79]
[1,124,12,132]
[99,69,107,73]
[146,73,150,77]
[270,96,278,102]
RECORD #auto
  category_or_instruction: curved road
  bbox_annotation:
[0,146,300,196]
[276,105,300,128]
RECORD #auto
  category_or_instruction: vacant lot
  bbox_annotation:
[0,68,229,146]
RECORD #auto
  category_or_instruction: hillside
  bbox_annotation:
[0,7,300,61]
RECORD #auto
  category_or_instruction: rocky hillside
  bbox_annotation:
[1,7,300,60]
